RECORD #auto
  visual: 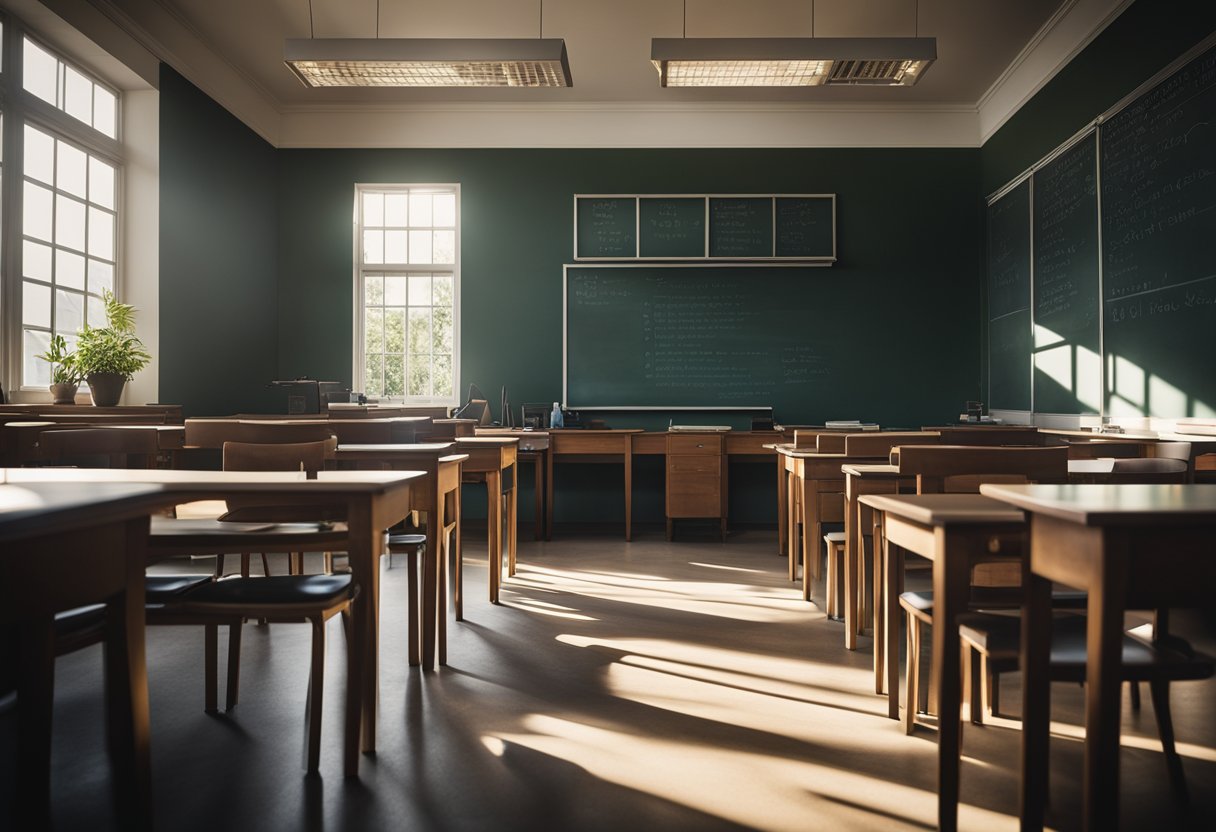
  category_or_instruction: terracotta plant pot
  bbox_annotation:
[49,382,79,405]
[87,372,127,407]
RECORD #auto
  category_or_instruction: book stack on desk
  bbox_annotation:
[825,420,879,431]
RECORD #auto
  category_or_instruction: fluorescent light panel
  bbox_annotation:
[651,38,936,87]
[285,38,572,87]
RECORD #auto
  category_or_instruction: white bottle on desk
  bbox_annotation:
[551,402,564,429]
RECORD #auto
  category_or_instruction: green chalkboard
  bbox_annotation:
[1032,133,1100,415]
[709,198,772,258]
[775,197,835,259]
[576,197,636,258]
[1101,43,1216,417]
[639,197,706,258]
[986,179,1031,411]
[565,265,835,410]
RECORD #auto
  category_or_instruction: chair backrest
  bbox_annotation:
[222,439,335,473]
[816,433,846,453]
[929,426,1045,446]
[39,428,160,468]
[326,420,394,445]
[185,419,335,448]
[1107,457,1189,483]
[1148,441,1192,462]
[896,444,1069,493]
[843,431,939,457]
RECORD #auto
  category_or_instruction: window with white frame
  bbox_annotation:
[2,24,123,393]
[356,186,458,403]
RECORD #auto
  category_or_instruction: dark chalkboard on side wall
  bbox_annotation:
[986,179,1031,411]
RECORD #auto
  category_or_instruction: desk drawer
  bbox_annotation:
[668,455,721,475]
[667,434,724,455]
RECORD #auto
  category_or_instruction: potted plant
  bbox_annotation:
[37,333,84,404]
[74,290,151,407]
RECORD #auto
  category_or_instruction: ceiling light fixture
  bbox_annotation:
[651,1,936,87]
[285,1,572,88]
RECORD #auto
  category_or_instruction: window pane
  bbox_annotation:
[364,353,383,397]
[384,308,405,353]
[433,304,453,353]
[63,65,93,126]
[87,294,105,327]
[433,193,456,226]
[433,355,453,398]
[408,274,431,306]
[364,274,383,305]
[384,275,407,305]
[362,192,383,227]
[364,308,383,352]
[432,230,455,264]
[56,289,84,333]
[408,356,431,397]
[23,182,54,241]
[384,355,404,397]
[57,250,85,290]
[23,39,58,106]
[408,230,431,264]
[89,157,115,209]
[24,125,54,184]
[23,281,52,327]
[57,141,87,198]
[408,193,432,226]
[363,229,383,264]
[23,241,53,281]
[24,330,52,387]
[56,196,86,251]
[433,274,453,307]
[408,308,431,354]
[88,208,114,259]
[94,86,117,138]
[384,230,407,263]
[385,194,407,226]
[88,259,114,295]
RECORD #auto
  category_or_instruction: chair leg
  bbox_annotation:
[261,553,272,577]
[986,656,999,718]
[1129,680,1141,710]
[968,646,984,725]
[904,612,919,735]
[226,619,243,711]
[215,553,226,578]
[204,624,218,713]
[304,617,326,775]
[16,619,55,830]
[240,553,251,578]
[1149,680,1189,804]
[405,547,420,667]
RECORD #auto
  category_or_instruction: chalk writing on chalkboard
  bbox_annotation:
[709,198,772,258]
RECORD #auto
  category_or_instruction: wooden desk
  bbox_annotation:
[1,480,173,830]
[4,468,421,778]
[334,443,465,669]
[980,483,1216,832]
[454,437,519,602]
[0,403,181,422]
[1,422,184,466]
[860,493,1026,832]
[774,448,853,599]
[548,429,643,540]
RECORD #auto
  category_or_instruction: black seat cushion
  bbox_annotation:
[178,574,355,606]
[899,587,1090,615]
[960,613,1216,682]
[387,533,426,550]
[145,575,212,603]
[54,604,107,637]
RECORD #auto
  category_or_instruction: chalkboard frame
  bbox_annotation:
[985,29,1216,424]
[573,193,836,263]
[562,262,815,410]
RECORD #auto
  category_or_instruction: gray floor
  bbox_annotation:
[2,528,1214,831]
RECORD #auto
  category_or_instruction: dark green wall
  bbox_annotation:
[981,0,1216,196]
[278,148,982,431]
[159,66,280,416]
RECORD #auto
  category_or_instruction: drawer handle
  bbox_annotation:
[696,443,704,448]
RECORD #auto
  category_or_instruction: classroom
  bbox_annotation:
[1,1,1214,830]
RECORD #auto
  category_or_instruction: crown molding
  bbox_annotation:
[977,0,1132,144]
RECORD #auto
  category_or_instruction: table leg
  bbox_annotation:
[453,482,463,621]
[624,439,633,542]
[933,530,972,832]
[545,446,554,541]
[422,499,441,670]
[787,471,799,581]
[507,468,518,576]
[776,456,788,556]
[436,497,448,666]
[1020,564,1053,831]
[17,615,55,830]
[873,508,886,694]
[884,535,903,715]
[345,503,378,768]
[533,454,543,541]
[487,470,502,603]
[801,478,817,602]
[844,487,859,650]
[1084,550,1129,831]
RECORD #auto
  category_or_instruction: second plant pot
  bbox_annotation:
[86,372,126,407]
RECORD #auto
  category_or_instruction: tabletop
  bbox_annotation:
[980,483,1216,525]
[859,493,1026,525]
[2,468,424,493]
[0,482,166,541]
[841,463,901,476]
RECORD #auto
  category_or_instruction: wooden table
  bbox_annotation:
[0,479,174,830]
[859,493,1026,832]
[979,483,1216,832]
[548,429,643,540]
[0,421,185,465]
[454,437,519,602]
[3,468,421,778]
[335,443,467,669]
[476,428,551,540]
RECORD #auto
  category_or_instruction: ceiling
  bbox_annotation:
[159,0,1066,106]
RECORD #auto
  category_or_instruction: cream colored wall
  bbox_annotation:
[121,89,160,406]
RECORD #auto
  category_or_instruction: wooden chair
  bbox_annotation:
[38,427,161,469]
[823,532,845,619]
[183,419,335,449]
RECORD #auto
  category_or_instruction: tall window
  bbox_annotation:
[1,23,123,393]
[356,186,459,403]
